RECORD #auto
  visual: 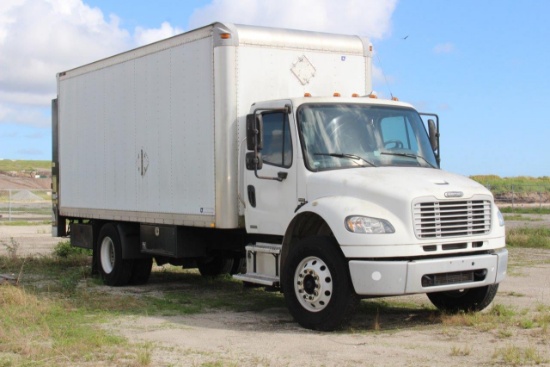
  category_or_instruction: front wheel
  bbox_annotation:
[282,236,358,331]
[427,284,499,313]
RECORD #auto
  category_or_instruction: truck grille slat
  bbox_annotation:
[413,200,491,239]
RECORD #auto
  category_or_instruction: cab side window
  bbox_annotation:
[262,112,292,167]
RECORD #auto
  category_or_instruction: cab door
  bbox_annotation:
[243,105,298,236]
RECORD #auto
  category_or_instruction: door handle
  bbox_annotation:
[247,185,256,207]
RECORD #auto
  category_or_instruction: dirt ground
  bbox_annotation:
[1,223,549,367]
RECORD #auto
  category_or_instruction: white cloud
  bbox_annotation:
[433,42,455,54]
[134,21,183,46]
[0,0,397,129]
[189,0,397,39]
[0,0,184,128]
[0,0,131,97]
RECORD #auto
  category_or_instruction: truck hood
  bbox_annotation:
[306,167,492,205]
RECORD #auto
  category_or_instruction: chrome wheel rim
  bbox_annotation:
[100,237,115,274]
[294,256,333,312]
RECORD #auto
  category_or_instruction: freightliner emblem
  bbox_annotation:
[444,191,464,198]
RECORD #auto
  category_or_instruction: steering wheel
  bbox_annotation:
[384,140,404,149]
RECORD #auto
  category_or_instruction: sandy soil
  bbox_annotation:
[0,173,51,190]
[2,224,549,367]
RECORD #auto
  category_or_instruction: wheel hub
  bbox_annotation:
[294,256,333,312]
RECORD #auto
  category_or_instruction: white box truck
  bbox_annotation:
[52,22,508,330]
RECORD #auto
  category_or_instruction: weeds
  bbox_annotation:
[492,345,546,366]
[53,240,92,258]
[1,237,20,259]
[507,227,550,249]
[0,284,150,366]
[450,345,471,356]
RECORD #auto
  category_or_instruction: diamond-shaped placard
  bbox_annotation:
[291,55,316,85]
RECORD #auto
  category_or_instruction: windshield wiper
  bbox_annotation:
[380,151,437,168]
[314,153,377,167]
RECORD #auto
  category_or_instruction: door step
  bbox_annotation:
[233,273,279,286]
[232,242,281,286]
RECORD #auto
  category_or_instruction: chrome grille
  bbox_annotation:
[413,200,491,239]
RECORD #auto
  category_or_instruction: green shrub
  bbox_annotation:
[53,240,92,258]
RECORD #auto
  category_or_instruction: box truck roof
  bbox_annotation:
[58,22,372,80]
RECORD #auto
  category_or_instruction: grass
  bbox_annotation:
[1,225,549,365]
[492,345,547,366]
[0,247,289,366]
[506,227,550,249]
[500,206,550,215]
[0,284,152,366]
[0,159,50,173]
[503,214,544,221]
[471,175,550,195]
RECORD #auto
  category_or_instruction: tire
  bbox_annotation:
[130,258,153,285]
[282,236,358,331]
[427,284,499,313]
[197,256,234,277]
[98,223,133,286]
[230,256,247,275]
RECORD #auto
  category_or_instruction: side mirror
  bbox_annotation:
[246,113,263,151]
[246,152,263,170]
[428,119,439,152]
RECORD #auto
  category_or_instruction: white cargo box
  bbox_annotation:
[56,22,372,228]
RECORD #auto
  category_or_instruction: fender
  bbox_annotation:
[289,195,408,247]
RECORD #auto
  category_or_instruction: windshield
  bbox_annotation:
[297,104,439,171]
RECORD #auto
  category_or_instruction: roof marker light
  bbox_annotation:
[304,92,312,97]
[333,92,341,97]
[220,33,231,39]
[391,96,399,101]
[352,93,359,97]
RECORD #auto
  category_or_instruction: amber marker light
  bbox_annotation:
[220,33,231,39]
[333,92,341,97]
[304,93,312,97]
[352,93,360,97]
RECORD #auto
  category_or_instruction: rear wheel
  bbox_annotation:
[427,284,499,313]
[130,258,153,285]
[282,236,358,331]
[98,224,133,286]
[197,256,234,277]
[230,256,246,275]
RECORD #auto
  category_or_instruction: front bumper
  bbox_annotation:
[348,249,508,296]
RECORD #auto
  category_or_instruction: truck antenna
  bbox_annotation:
[375,53,394,100]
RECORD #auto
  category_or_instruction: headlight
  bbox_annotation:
[345,216,395,234]
[497,208,505,227]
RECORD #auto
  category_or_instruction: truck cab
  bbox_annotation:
[238,96,507,330]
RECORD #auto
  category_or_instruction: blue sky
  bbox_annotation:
[1,0,548,177]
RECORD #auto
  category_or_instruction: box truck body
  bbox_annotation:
[53,22,507,331]
[55,23,371,230]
